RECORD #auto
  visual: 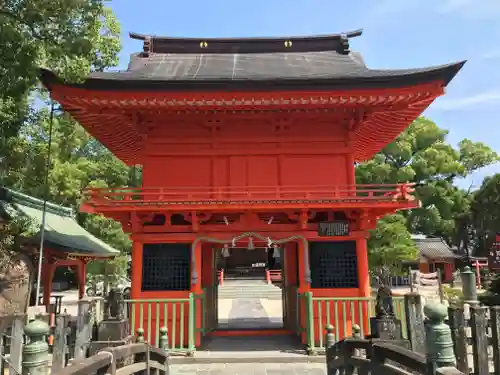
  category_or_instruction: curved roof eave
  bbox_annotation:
[129,29,364,42]
[39,61,466,94]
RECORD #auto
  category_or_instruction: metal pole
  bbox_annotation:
[34,103,55,307]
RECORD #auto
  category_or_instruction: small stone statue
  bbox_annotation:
[106,288,125,320]
[451,269,462,288]
[375,285,395,318]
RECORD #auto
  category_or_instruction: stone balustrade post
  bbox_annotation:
[325,325,335,349]
[424,302,457,373]
[460,266,478,304]
[136,327,145,343]
[22,319,50,375]
[159,326,169,350]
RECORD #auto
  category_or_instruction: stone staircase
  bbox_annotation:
[218,279,282,300]
[170,336,326,374]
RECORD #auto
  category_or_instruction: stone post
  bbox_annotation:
[369,286,403,340]
[96,288,130,342]
[404,292,426,354]
[352,324,361,338]
[325,325,336,370]
[424,302,457,372]
[22,319,50,375]
[159,326,169,350]
[461,266,478,304]
[325,325,335,349]
[136,328,145,343]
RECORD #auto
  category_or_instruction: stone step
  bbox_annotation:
[218,288,282,293]
[170,362,326,375]
[218,291,282,296]
[170,350,325,364]
[217,292,283,299]
[218,290,282,293]
[219,285,281,292]
[217,284,283,299]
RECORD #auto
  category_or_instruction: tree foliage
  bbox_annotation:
[358,117,499,267]
[0,1,128,281]
[367,213,418,274]
[0,0,120,141]
[470,174,500,255]
[2,2,500,281]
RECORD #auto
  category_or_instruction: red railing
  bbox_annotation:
[83,184,415,206]
[217,269,224,286]
[266,269,282,284]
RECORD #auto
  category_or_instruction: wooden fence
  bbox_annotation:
[2,267,500,375]
[0,297,104,374]
[326,337,464,375]
[447,305,500,375]
[52,343,169,375]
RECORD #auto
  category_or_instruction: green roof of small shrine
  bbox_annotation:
[0,187,119,257]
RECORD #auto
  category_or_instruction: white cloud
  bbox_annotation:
[359,0,421,28]
[481,51,500,60]
[432,90,500,110]
[456,163,500,189]
[439,0,500,19]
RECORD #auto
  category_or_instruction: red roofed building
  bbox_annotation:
[40,29,464,350]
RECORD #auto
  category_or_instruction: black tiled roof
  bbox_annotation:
[414,238,457,261]
[39,30,466,91]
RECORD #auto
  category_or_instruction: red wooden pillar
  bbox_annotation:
[131,241,142,299]
[356,238,370,336]
[356,238,370,297]
[42,262,55,308]
[130,240,142,334]
[297,239,310,344]
[191,240,203,346]
[444,263,453,282]
[77,261,87,300]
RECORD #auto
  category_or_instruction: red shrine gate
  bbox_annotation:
[41,29,464,351]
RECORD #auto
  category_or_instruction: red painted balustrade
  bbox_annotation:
[82,184,416,209]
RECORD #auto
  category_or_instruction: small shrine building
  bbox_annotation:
[39,29,464,349]
[0,187,119,311]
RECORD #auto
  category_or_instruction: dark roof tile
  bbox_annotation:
[40,30,466,91]
[414,238,457,260]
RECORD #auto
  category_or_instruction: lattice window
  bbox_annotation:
[309,241,358,289]
[141,243,191,291]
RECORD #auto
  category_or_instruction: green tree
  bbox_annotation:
[470,174,500,255]
[357,117,499,265]
[0,1,120,140]
[0,2,128,281]
[367,213,418,274]
[5,109,133,278]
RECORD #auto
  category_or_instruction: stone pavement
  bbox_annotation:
[171,362,327,375]
[218,298,283,330]
[171,336,326,375]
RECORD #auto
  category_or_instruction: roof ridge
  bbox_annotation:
[0,187,74,218]
[129,30,363,56]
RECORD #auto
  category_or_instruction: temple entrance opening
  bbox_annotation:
[216,244,285,331]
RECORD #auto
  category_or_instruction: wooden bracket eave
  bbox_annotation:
[191,211,200,232]
[347,110,365,136]
[300,210,309,230]
[131,212,141,232]
[359,210,377,230]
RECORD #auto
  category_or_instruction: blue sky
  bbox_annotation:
[109,0,500,189]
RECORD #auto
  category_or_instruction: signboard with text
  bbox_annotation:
[488,233,500,271]
[318,221,350,237]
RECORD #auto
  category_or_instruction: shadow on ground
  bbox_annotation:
[198,335,305,354]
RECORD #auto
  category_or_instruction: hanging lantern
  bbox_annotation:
[222,244,230,258]
[267,237,273,248]
[247,237,255,250]
[272,244,281,258]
